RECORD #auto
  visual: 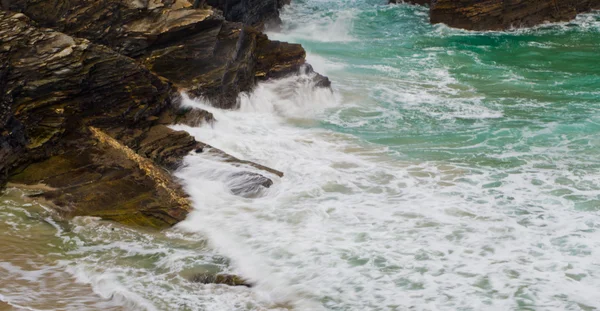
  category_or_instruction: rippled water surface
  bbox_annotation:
[2,1,600,310]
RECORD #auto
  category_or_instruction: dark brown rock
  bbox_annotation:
[0,12,189,227]
[0,54,27,188]
[9,127,191,228]
[402,0,600,30]
[0,11,170,179]
[206,0,290,29]
[189,273,252,287]
[3,0,328,109]
[0,12,279,228]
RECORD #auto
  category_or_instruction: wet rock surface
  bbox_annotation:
[189,273,253,287]
[9,127,191,228]
[0,11,280,228]
[391,0,600,30]
[2,0,326,109]
[206,0,290,29]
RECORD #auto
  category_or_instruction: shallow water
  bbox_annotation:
[2,1,600,310]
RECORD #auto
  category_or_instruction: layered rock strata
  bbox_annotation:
[2,0,327,108]
[0,0,331,229]
[0,12,281,228]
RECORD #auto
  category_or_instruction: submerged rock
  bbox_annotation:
[391,0,600,30]
[227,171,274,197]
[189,273,253,287]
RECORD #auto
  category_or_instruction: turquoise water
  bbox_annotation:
[2,1,600,310]
[271,1,600,209]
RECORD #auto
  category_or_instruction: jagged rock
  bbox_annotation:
[159,105,216,128]
[0,12,279,228]
[206,0,290,29]
[0,12,189,227]
[395,0,600,30]
[0,11,170,180]
[3,0,326,109]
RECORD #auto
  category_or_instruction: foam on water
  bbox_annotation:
[269,5,356,42]
[0,189,282,311]
[172,71,600,310]
[170,1,600,310]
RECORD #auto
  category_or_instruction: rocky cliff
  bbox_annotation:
[2,0,327,108]
[0,0,314,228]
[0,12,188,227]
[391,0,600,30]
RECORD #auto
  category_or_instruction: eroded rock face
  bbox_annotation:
[3,0,321,109]
[0,11,170,172]
[395,0,600,30]
[0,12,279,228]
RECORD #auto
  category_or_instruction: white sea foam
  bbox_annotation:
[268,4,356,42]
[169,62,600,311]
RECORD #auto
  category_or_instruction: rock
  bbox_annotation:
[159,105,216,128]
[206,0,290,29]
[10,127,191,228]
[0,11,188,227]
[0,55,27,188]
[4,0,328,109]
[255,35,307,80]
[0,11,170,182]
[0,12,279,228]
[227,171,274,197]
[189,273,252,287]
[399,0,600,30]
